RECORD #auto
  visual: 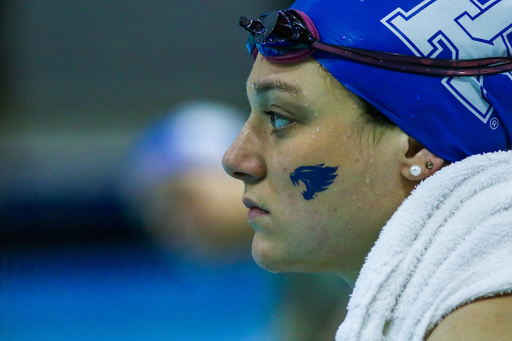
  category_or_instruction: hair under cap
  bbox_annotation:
[291,0,512,162]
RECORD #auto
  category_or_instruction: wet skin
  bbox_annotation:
[223,55,416,285]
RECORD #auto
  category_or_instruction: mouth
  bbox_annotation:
[243,197,270,221]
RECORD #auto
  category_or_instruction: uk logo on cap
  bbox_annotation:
[382,0,512,126]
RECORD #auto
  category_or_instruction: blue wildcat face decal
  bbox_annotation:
[290,164,339,200]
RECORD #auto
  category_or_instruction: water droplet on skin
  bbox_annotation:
[370,158,374,163]
[316,126,320,132]
[366,175,371,184]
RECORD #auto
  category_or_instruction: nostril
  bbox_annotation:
[222,130,266,182]
[232,171,249,180]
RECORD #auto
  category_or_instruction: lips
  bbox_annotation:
[243,197,270,221]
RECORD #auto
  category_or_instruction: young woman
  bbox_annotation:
[222,0,512,340]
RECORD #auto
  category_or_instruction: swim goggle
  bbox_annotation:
[240,9,512,76]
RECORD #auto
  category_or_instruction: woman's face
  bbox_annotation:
[223,56,413,282]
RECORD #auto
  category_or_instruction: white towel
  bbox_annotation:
[336,150,512,341]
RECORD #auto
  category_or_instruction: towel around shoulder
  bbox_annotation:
[336,150,512,341]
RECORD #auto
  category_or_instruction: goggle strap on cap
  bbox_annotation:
[240,9,512,76]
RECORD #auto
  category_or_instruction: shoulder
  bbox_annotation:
[427,294,512,341]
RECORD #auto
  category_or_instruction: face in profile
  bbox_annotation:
[223,55,413,280]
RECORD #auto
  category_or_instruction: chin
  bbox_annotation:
[251,237,307,273]
[252,252,284,273]
[251,237,284,273]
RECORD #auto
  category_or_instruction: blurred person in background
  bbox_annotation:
[120,101,252,264]
[119,100,350,341]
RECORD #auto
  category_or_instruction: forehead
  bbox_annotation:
[246,55,358,111]
[247,56,328,95]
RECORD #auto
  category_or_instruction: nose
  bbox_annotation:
[222,121,267,184]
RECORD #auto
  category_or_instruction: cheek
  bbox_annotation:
[270,151,351,206]
[275,178,338,238]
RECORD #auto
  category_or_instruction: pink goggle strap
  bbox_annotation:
[256,9,320,63]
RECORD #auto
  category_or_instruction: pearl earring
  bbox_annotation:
[410,164,422,177]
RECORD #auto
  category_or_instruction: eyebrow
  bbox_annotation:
[251,79,303,97]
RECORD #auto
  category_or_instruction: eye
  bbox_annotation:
[266,111,293,131]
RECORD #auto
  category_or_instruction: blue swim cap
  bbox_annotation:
[291,0,512,162]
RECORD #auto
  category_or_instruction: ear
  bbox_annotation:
[401,138,445,181]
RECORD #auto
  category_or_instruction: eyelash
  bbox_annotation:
[264,111,294,133]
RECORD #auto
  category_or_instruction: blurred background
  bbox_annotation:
[0,1,351,340]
